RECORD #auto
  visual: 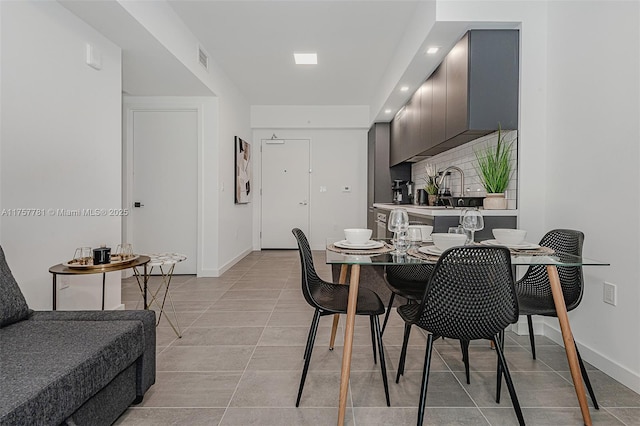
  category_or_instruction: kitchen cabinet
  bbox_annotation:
[390,87,422,166]
[367,123,410,229]
[405,88,421,159]
[390,29,519,163]
[408,213,516,241]
[374,203,517,242]
[389,107,406,166]
[441,30,519,149]
[430,62,447,149]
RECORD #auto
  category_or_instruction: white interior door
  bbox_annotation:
[132,110,197,274]
[261,139,310,248]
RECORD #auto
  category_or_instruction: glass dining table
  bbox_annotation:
[325,239,608,426]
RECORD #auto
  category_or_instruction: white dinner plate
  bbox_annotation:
[334,240,384,250]
[481,239,541,249]
[418,246,444,256]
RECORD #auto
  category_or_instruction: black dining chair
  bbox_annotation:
[380,221,434,336]
[515,228,598,409]
[395,246,524,426]
[382,264,476,384]
[380,264,434,335]
[291,228,390,407]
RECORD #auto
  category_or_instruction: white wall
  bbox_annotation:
[116,2,252,276]
[0,1,122,309]
[252,105,369,250]
[544,0,640,391]
[436,0,640,392]
[216,89,252,274]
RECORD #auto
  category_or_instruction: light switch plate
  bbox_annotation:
[603,282,616,306]
[85,43,102,70]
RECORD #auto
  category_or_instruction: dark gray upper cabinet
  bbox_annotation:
[418,78,433,154]
[440,30,519,150]
[390,82,424,166]
[405,89,421,158]
[431,62,447,148]
[369,123,410,204]
[390,29,519,162]
[389,106,407,166]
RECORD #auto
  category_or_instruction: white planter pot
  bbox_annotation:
[483,193,507,210]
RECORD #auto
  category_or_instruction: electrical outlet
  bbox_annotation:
[319,186,327,193]
[603,282,616,306]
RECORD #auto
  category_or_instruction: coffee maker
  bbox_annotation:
[392,180,406,204]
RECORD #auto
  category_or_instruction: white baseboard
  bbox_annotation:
[198,247,254,277]
[113,303,125,310]
[511,316,544,335]
[543,323,640,394]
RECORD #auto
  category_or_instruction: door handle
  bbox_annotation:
[299,201,308,205]
[134,202,144,208]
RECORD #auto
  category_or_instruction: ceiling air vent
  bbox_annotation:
[198,46,208,70]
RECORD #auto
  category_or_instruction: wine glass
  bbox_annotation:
[387,208,409,254]
[455,208,472,244]
[461,208,484,244]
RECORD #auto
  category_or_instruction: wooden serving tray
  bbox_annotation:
[63,254,140,269]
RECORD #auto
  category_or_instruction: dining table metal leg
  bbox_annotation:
[330,265,349,350]
[337,264,360,426]
[547,265,592,426]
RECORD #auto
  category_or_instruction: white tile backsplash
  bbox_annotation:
[412,130,518,209]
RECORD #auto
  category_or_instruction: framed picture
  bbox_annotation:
[235,137,251,204]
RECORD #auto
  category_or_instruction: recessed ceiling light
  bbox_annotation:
[384,109,392,114]
[426,47,439,54]
[400,86,409,92]
[294,53,317,65]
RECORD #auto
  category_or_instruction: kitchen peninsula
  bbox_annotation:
[373,203,517,241]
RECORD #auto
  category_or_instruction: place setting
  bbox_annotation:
[409,232,467,261]
[328,228,392,255]
[479,229,554,255]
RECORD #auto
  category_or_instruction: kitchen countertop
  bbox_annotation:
[373,203,517,217]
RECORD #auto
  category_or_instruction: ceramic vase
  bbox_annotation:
[428,194,438,206]
[483,193,507,209]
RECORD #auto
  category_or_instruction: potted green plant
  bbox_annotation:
[474,125,514,209]
[421,163,439,205]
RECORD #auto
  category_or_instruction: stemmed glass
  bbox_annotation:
[461,208,484,244]
[387,208,409,254]
[458,208,472,244]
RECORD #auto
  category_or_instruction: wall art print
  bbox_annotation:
[235,136,251,204]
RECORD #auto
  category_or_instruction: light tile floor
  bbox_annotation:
[115,250,640,425]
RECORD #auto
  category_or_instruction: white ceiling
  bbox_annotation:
[62,1,497,123]
[167,0,422,106]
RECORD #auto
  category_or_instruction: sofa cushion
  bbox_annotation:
[0,246,30,327]
[0,319,144,425]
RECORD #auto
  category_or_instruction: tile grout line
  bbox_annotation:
[218,251,287,426]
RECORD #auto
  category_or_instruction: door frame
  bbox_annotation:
[123,97,203,276]
[259,138,311,249]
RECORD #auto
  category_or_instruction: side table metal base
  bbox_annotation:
[134,253,186,338]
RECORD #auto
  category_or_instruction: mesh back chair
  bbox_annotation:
[380,264,434,335]
[395,246,524,426]
[291,228,390,407]
[515,228,598,409]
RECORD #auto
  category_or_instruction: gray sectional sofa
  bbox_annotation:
[0,246,155,425]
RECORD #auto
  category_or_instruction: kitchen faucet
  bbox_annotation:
[438,166,465,197]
